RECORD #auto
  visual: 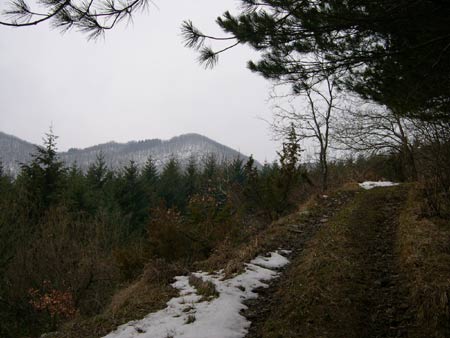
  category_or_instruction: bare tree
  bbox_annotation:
[336,104,418,181]
[272,73,341,192]
[0,0,150,39]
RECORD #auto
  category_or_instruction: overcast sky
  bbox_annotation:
[0,0,280,162]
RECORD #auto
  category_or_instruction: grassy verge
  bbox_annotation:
[397,186,450,338]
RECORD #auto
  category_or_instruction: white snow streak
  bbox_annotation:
[103,251,290,338]
[359,181,400,190]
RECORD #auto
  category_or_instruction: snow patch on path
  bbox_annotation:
[359,181,400,190]
[103,250,290,338]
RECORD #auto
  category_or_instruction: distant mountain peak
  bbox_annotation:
[0,131,258,176]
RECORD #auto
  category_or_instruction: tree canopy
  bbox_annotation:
[182,0,450,121]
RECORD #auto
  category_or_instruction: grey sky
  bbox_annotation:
[0,0,279,163]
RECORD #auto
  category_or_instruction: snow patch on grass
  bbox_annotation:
[103,250,290,338]
[251,251,290,269]
[359,181,400,190]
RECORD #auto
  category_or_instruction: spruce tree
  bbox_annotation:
[0,160,12,200]
[201,154,219,188]
[64,163,89,213]
[226,157,245,185]
[118,160,147,233]
[278,124,302,180]
[141,156,160,210]
[20,129,66,211]
[242,155,263,215]
[141,156,158,186]
[86,152,109,190]
[184,155,199,199]
[276,124,303,213]
[159,157,184,209]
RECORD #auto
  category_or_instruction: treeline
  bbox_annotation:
[0,129,309,337]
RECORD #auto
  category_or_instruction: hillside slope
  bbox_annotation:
[59,133,253,171]
[0,131,35,174]
[0,132,256,175]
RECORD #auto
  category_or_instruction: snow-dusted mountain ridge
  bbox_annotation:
[0,132,257,175]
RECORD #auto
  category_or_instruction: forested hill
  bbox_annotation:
[0,132,256,175]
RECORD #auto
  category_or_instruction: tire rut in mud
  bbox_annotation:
[242,187,412,338]
[242,191,356,338]
[356,188,411,338]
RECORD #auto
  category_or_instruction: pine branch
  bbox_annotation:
[0,0,149,38]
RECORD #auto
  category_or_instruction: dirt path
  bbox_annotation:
[243,186,411,338]
[354,187,410,338]
[242,190,356,338]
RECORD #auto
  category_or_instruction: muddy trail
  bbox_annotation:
[243,186,411,338]
[356,188,410,338]
[242,190,357,338]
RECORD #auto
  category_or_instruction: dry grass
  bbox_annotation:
[185,314,196,324]
[188,274,219,300]
[260,196,363,338]
[195,208,315,278]
[259,186,406,338]
[195,186,359,279]
[107,259,184,318]
[397,186,450,338]
[56,259,184,338]
[336,181,362,192]
[193,214,297,278]
[257,184,449,338]
[191,190,324,278]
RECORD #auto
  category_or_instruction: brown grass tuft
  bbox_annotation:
[188,275,219,300]
[185,314,196,324]
[260,199,362,338]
